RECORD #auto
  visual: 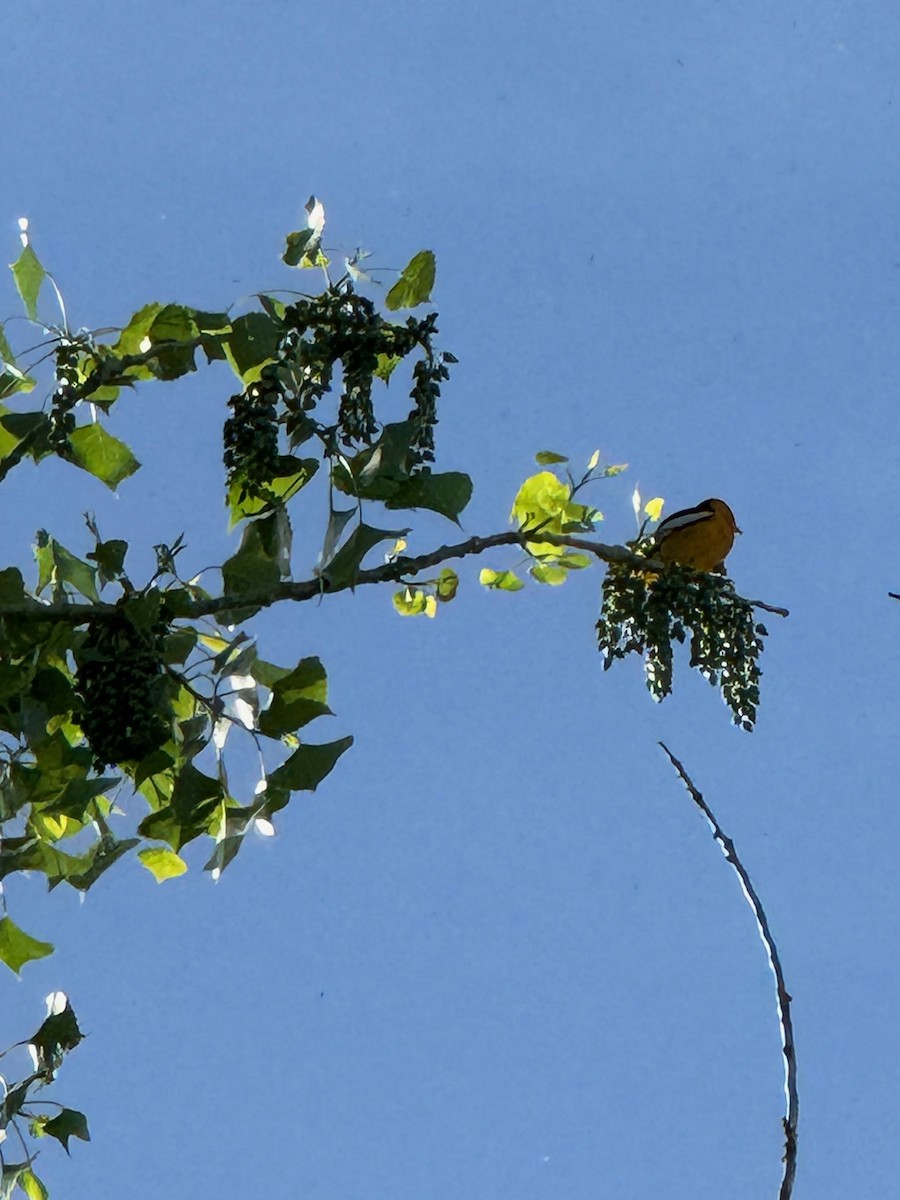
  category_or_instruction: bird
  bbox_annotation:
[650,498,741,572]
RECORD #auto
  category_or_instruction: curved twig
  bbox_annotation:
[659,743,798,1200]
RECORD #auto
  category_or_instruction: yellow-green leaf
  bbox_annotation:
[436,568,458,601]
[138,846,188,883]
[530,563,568,585]
[559,552,592,569]
[385,250,435,310]
[644,497,665,523]
[68,423,140,490]
[19,1168,49,1200]
[510,471,570,529]
[0,916,53,974]
[393,587,429,615]
[479,568,525,592]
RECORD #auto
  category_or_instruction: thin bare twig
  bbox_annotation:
[659,743,798,1200]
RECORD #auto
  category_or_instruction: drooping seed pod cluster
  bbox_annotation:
[76,611,172,768]
[223,374,282,501]
[596,564,767,730]
[48,341,81,453]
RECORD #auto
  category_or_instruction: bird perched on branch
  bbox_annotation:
[650,498,741,572]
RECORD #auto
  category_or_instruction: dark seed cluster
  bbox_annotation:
[76,613,172,767]
[264,287,451,469]
[48,342,81,453]
[223,374,282,501]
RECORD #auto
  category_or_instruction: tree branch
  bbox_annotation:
[659,743,798,1200]
[0,530,790,625]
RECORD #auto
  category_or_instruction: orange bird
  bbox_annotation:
[651,498,741,573]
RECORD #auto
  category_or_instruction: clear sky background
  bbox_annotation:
[3,2,899,1196]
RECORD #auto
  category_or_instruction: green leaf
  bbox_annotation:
[144,304,200,380]
[283,228,320,267]
[436,567,459,601]
[114,302,164,356]
[0,915,53,974]
[0,566,26,604]
[224,312,281,383]
[331,421,416,502]
[137,765,223,851]
[163,627,198,665]
[535,451,569,465]
[31,666,77,716]
[1,1163,29,1196]
[259,295,287,321]
[0,326,33,399]
[204,833,244,877]
[87,537,128,583]
[530,563,568,585]
[29,999,83,1073]
[559,551,592,569]
[386,250,436,310]
[511,470,570,530]
[18,1167,49,1200]
[222,511,291,600]
[227,456,318,527]
[193,310,231,362]
[34,531,99,602]
[10,245,46,319]
[0,411,50,463]
[63,837,141,892]
[0,362,35,400]
[268,735,353,792]
[320,504,357,567]
[40,1108,91,1154]
[374,352,402,381]
[392,587,431,616]
[386,471,473,523]
[322,523,410,590]
[138,845,188,882]
[479,568,525,592]
[122,588,162,631]
[258,657,332,738]
[68,423,140,489]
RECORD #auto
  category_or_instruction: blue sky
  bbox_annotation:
[4,2,900,1196]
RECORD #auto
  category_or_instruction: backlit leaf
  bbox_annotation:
[645,497,665,523]
[138,846,188,883]
[385,250,435,310]
[479,568,525,592]
[10,245,45,318]
[0,916,53,974]
[68,423,140,490]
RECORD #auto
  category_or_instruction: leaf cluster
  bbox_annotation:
[0,992,87,1197]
